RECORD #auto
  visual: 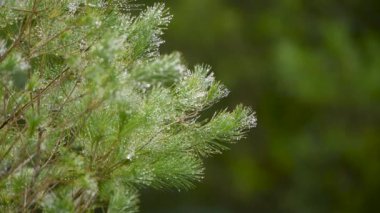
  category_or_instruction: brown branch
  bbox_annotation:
[0,66,70,129]
[0,17,27,63]
[0,153,36,180]
[9,7,45,14]
[0,0,42,63]
[29,27,71,56]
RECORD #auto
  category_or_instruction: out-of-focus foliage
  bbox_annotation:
[140,0,380,212]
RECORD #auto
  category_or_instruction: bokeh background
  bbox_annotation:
[139,0,380,212]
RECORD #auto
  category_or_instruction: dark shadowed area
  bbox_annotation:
[139,0,380,212]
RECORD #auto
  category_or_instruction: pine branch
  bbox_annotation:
[0,1,255,211]
[0,66,70,129]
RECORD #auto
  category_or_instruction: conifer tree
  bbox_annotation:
[0,0,256,212]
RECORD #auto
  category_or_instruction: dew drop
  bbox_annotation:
[95,20,102,28]
[127,152,135,161]
[67,2,78,14]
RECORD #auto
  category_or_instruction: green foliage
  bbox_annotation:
[0,0,255,212]
[141,0,380,212]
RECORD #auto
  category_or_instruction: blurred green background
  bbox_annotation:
[139,0,380,212]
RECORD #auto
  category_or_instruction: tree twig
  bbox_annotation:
[0,67,70,129]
